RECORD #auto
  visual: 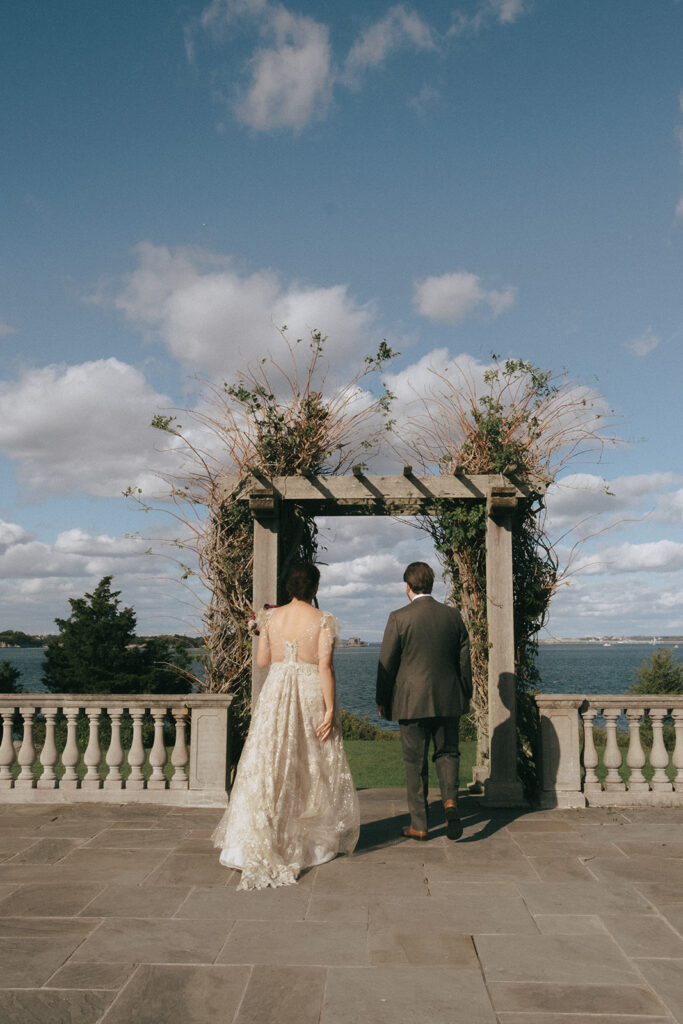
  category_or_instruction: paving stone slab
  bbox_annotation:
[0,935,89,987]
[100,964,250,1024]
[475,933,640,986]
[8,836,86,863]
[234,965,326,1024]
[0,989,115,1024]
[487,980,668,1015]
[497,1015,671,1024]
[217,920,368,966]
[601,912,683,957]
[0,917,99,939]
[590,855,683,886]
[47,961,136,989]
[506,820,574,833]
[82,884,191,919]
[145,852,231,886]
[508,834,623,858]
[533,914,607,935]
[81,829,184,849]
[428,851,538,881]
[661,905,683,934]
[56,847,169,883]
[614,839,683,858]
[311,859,429,899]
[175,884,310,921]
[0,882,105,917]
[527,856,596,881]
[634,881,683,906]
[321,967,496,1024]
[636,958,683,1023]
[72,916,233,964]
[369,927,477,966]
[518,880,653,916]
[0,833,45,855]
[305,894,370,924]
[370,891,536,936]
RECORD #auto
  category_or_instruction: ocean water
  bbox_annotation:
[5,642,681,732]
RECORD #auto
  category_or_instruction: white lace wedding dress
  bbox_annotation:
[212,607,360,890]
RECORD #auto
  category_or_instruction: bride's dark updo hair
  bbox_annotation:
[285,562,320,601]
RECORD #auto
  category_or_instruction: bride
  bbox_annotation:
[212,562,360,889]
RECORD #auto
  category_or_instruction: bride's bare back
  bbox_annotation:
[258,601,336,666]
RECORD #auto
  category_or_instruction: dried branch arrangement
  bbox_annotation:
[146,330,397,750]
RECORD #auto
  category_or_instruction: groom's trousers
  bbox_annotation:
[398,717,460,833]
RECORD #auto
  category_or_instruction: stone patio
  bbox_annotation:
[2,792,683,1023]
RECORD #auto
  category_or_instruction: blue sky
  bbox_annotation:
[1,0,681,639]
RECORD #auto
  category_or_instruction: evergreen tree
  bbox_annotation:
[629,648,683,695]
[0,661,22,693]
[42,576,190,695]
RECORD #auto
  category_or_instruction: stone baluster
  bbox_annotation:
[148,708,168,790]
[126,708,146,790]
[582,707,600,792]
[170,706,189,790]
[672,709,683,789]
[0,709,16,787]
[602,707,624,791]
[37,708,59,789]
[60,708,80,789]
[15,707,36,788]
[104,707,124,790]
[82,706,102,790]
[649,707,673,792]
[625,706,648,793]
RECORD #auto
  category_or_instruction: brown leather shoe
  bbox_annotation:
[402,825,428,841]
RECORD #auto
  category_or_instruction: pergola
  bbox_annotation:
[221,467,547,807]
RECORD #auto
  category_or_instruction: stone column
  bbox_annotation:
[250,488,279,706]
[483,486,525,807]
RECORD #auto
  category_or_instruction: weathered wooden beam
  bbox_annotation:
[218,472,546,509]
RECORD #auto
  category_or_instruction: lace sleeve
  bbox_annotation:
[318,611,340,659]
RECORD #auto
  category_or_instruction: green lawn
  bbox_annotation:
[343,737,477,790]
[15,739,477,791]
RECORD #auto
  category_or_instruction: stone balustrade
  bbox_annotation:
[0,693,233,807]
[537,693,683,808]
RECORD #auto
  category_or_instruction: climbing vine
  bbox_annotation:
[410,356,614,796]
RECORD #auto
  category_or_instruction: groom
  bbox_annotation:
[376,562,472,841]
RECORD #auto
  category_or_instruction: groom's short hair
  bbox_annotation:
[403,562,434,595]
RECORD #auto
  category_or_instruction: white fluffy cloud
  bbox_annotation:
[413,271,517,325]
[191,2,446,132]
[107,242,378,378]
[236,9,333,131]
[626,327,660,357]
[545,472,683,531]
[342,6,435,88]
[0,520,202,634]
[572,539,683,576]
[449,0,532,35]
[0,358,174,498]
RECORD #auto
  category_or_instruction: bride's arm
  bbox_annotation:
[316,648,335,742]
[255,610,272,668]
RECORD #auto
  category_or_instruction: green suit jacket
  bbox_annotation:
[375,596,472,721]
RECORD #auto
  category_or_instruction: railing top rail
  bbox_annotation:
[535,692,683,710]
[0,692,234,709]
